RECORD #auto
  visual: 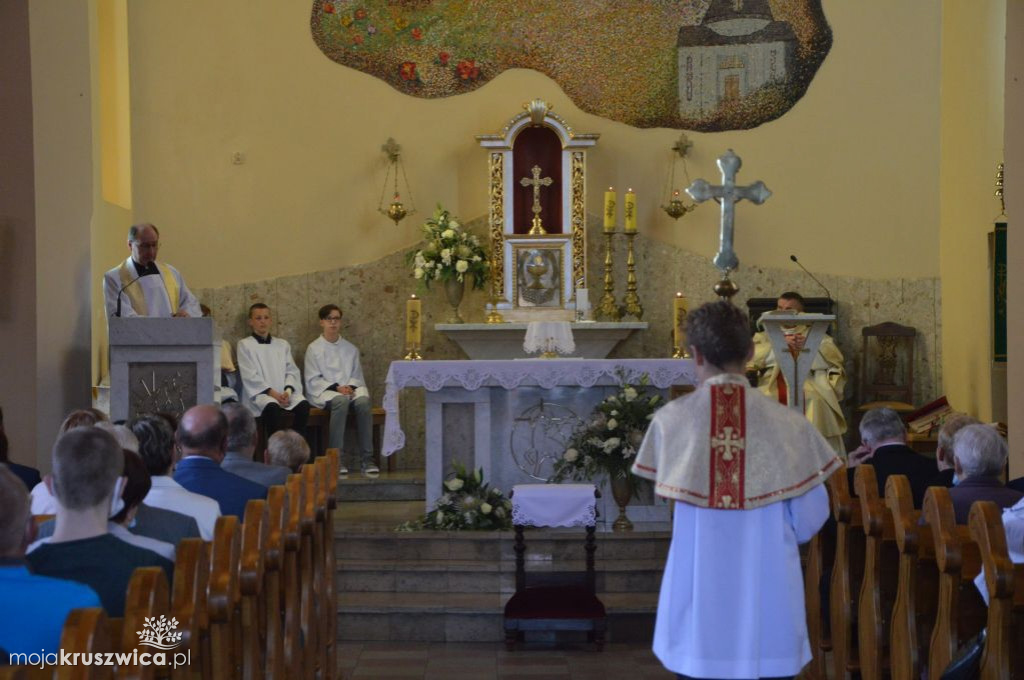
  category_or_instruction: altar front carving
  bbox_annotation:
[477,100,598,321]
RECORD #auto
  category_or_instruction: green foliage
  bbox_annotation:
[406,205,490,291]
[396,461,513,531]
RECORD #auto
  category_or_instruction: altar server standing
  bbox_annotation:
[632,301,842,679]
[103,223,201,318]
[236,303,310,440]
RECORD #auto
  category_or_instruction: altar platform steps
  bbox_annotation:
[336,469,426,502]
[333,519,671,643]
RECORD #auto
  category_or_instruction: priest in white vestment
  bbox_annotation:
[304,304,377,475]
[632,301,842,680]
[102,223,201,318]
[747,292,847,454]
[236,303,310,440]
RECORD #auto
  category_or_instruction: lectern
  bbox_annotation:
[759,313,836,412]
[109,317,218,422]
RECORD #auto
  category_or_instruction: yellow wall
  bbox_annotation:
[939,0,1006,422]
[1005,0,1022,477]
[120,0,942,293]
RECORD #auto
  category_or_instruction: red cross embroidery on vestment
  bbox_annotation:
[708,383,746,509]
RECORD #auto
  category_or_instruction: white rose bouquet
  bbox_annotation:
[406,205,490,289]
[397,462,512,531]
[550,373,664,484]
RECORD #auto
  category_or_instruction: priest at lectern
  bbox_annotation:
[103,223,201,318]
[748,291,847,454]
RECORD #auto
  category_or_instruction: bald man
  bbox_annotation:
[103,223,201,318]
[171,405,267,517]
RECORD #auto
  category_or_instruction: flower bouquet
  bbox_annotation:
[550,374,664,484]
[407,205,490,289]
[396,462,513,531]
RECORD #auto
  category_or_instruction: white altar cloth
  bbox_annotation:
[511,484,598,528]
[382,358,698,456]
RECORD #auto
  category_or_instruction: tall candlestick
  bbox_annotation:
[673,292,689,358]
[404,294,422,360]
[603,187,617,233]
[596,231,620,320]
[624,188,637,233]
[622,232,643,319]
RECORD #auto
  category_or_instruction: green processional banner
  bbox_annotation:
[994,221,1007,362]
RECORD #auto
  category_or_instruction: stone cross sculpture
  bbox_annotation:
[520,165,553,235]
[686,149,771,298]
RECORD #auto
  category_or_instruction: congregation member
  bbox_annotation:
[267,430,311,473]
[172,404,267,517]
[632,301,842,679]
[102,222,201,318]
[130,414,220,540]
[0,466,101,659]
[237,303,310,440]
[304,303,377,475]
[928,413,980,488]
[848,406,936,507]
[747,291,847,453]
[25,428,173,617]
[221,403,291,487]
[0,406,40,491]
[947,424,1022,524]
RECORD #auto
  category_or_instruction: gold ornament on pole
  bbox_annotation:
[378,138,417,226]
[661,134,697,221]
[596,187,620,320]
[403,294,423,360]
[621,189,643,320]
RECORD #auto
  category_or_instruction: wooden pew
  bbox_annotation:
[885,475,938,680]
[57,608,115,680]
[299,464,320,680]
[239,500,268,680]
[316,453,338,680]
[969,501,1024,679]
[829,468,864,680]
[854,464,900,680]
[170,538,208,680]
[207,515,241,680]
[923,486,987,680]
[282,474,305,679]
[120,567,170,680]
[803,474,836,680]
[262,486,287,680]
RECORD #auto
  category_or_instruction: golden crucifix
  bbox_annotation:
[520,165,553,235]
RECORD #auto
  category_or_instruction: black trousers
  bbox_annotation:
[261,400,310,439]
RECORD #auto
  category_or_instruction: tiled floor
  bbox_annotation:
[336,641,675,680]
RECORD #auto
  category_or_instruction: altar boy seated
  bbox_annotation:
[237,303,310,440]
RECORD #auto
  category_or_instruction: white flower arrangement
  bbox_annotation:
[397,462,512,531]
[406,205,490,289]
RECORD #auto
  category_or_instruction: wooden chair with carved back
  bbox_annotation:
[169,538,208,680]
[922,486,987,680]
[57,608,116,680]
[969,500,1024,679]
[315,454,337,679]
[282,474,305,680]
[298,464,320,680]
[854,464,900,680]
[239,499,268,680]
[262,486,287,680]
[119,567,170,680]
[884,475,938,680]
[206,515,241,680]
[828,468,864,680]
[803,471,837,680]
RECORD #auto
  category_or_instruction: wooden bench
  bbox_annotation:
[828,469,864,680]
[884,475,938,680]
[803,473,836,680]
[306,406,392,470]
[170,538,208,680]
[282,474,305,679]
[207,515,241,680]
[262,486,288,680]
[239,499,268,680]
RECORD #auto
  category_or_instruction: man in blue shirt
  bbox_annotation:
[0,465,100,660]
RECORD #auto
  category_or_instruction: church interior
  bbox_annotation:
[2,0,1023,676]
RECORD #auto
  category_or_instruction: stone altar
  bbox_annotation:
[436,321,648,360]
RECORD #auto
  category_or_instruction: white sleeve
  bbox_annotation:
[785,483,830,544]
[304,344,332,398]
[349,347,368,390]
[104,269,139,318]
[282,342,302,394]
[237,340,271,398]
[174,268,202,317]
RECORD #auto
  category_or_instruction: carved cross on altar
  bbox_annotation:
[520,165,553,235]
[686,149,771,274]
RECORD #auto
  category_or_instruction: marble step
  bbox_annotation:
[336,591,658,643]
[336,473,425,502]
[337,557,666,594]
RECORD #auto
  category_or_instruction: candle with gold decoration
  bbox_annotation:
[624,188,637,233]
[405,294,422,359]
[603,187,617,233]
[673,291,688,358]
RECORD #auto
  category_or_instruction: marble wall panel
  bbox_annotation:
[198,215,943,470]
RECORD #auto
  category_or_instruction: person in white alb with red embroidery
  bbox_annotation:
[632,301,842,680]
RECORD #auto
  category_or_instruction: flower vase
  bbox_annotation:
[609,476,634,532]
[443,277,466,323]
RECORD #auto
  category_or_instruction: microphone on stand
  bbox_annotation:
[790,254,837,328]
[114,275,142,317]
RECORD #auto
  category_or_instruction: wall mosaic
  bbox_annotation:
[310,0,832,131]
[195,214,941,469]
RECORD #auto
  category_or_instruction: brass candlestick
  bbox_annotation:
[597,231,620,320]
[621,232,643,320]
[714,271,739,301]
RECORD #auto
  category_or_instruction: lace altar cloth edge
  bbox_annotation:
[511,483,598,528]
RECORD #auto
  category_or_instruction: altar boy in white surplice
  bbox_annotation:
[236,303,310,442]
[632,301,842,680]
[304,304,376,476]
